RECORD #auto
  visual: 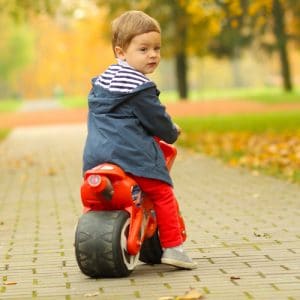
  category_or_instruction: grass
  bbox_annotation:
[175,111,300,184]
[0,99,20,142]
[0,99,22,113]
[0,129,10,142]
[175,111,300,133]
[57,87,300,108]
[234,88,300,103]
[161,86,300,103]
[58,96,86,108]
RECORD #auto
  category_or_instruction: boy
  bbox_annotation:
[83,10,197,269]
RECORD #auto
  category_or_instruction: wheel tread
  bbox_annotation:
[75,210,135,278]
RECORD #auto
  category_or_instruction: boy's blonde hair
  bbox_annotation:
[112,10,161,55]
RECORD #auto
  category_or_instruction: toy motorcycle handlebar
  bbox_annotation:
[154,137,177,170]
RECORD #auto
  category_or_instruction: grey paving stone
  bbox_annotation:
[0,124,299,300]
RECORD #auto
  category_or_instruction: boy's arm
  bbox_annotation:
[131,87,179,144]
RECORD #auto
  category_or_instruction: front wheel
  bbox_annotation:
[75,210,139,278]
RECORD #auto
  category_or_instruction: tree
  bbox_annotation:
[0,16,34,98]
[209,0,254,86]
[18,11,114,98]
[0,0,115,99]
[271,0,292,91]
[251,0,296,91]
[211,0,296,92]
[94,0,220,99]
[0,0,62,98]
[0,0,61,21]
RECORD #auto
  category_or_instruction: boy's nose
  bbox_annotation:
[149,50,158,57]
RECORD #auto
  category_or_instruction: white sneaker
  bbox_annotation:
[161,248,197,270]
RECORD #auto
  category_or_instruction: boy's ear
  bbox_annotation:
[115,46,126,60]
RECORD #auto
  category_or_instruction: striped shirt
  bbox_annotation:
[94,60,149,93]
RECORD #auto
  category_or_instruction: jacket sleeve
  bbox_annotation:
[131,86,179,144]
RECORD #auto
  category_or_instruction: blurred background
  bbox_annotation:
[1,0,300,100]
[1,0,300,184]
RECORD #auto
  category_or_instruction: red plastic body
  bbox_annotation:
[80,139,186,255]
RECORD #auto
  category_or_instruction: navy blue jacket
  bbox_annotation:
[82,62,179,186]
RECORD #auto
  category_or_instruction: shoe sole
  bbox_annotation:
[161,257,197,270]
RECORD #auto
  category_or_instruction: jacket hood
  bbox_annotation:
[88,61,157,114]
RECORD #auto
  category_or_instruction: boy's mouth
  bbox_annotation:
[147,62,157,67]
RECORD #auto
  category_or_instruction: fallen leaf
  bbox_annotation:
[263,233,272,238]
[158,288,203,300]
[46,167,57,176]
[189,131,300,183]
[176,288,203,300]
[3,282,17,285]
[84,292,99,297]
[254,232,272,238]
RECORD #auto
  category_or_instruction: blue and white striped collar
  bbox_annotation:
[94,59,150,93]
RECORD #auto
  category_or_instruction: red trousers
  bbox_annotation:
[131,175,183,248]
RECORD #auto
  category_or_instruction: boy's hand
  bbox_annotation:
[174,123,181,135]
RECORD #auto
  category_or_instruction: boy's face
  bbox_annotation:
[115,31,161,75]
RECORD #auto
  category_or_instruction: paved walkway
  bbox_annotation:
[19,99,63,112]
[0,124,300,300]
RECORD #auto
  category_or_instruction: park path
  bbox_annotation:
[0,120,299,299]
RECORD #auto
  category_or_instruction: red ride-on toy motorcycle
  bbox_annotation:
[74,139,186,278]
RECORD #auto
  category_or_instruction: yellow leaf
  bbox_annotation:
[175,288,203,300]
[84,292,99,297]
[3,282,17,285]
[46,167,57,176]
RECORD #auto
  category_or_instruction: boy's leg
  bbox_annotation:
[131,175,197,269]
[131,175,182,248]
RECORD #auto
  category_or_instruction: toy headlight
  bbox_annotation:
[87,174,101,187]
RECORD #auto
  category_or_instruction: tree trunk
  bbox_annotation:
[175,51,188,100]
[230,46,243,87]
[272,0,292,91]
[173,3,189,100]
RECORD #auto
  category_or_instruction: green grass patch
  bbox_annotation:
[160,86,300,104]
[0,129,10,142]
[175,111,300,134]
[0,99,22,113]
[58,96,86,108]
[57,87,300,108]
[232,87,300,103]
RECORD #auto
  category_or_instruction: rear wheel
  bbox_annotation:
[139,229,162,264]
[75,210,139,278]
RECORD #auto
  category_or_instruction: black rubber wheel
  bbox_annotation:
[139,229,162,264]
[74,210,139,278]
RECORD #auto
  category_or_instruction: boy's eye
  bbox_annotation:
[155,46,161,51]
[140,48,147,52]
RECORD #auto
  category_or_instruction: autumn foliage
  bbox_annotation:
[181,130,300,183]
[18,11,114,98]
